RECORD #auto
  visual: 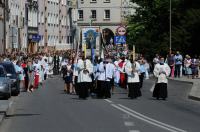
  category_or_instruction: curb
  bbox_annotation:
[0,113,5,125]
[0,101,11,126]
[169,78,200,101]
[168,78,194,84]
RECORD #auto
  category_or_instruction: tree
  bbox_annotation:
[127,0,200,60]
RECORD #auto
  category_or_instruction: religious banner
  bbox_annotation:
[81,27,100,60]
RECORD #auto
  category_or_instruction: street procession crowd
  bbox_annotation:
[0,50,200,101]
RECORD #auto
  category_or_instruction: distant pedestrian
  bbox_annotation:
[184,55,192,78]
[139,59,146,88]
[125,59,141,99]
[191,55,199,79]
[174,51,183,78]
[167,53,175,78]
[63,59,73,94]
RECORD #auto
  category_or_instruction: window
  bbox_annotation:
[104,0,110,3]
[91,10,96,19]
[81,0,84,3]
[78,10,83,20]
[104,10,110,19]
[90,0,97,3]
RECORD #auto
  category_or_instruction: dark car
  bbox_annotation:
[0,65,11,99]
[0,61,20,95]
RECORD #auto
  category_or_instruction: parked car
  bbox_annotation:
[0,65,11,99]
[0,61,20,95]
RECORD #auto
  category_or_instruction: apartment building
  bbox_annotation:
[77,0,122,32]
[37,0,69,52]
[0,0,5,54]
[77,0,135,31]
[27,0,39,53]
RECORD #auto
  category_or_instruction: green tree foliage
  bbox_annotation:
[127,0,200,60]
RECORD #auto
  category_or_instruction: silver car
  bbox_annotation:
[0,65,11,99]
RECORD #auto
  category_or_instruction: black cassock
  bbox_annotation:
[153,83,168,99]
[128,82,141,99]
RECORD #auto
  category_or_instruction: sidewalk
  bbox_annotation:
[0,100,10,125]
[169,77,200,101]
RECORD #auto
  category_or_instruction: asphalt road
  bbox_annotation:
[0,76,200,132]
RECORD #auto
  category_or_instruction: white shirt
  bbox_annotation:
[77,59,93,83]
[125,61,140,83]
[154,63,171,83]
[98,62,115,81]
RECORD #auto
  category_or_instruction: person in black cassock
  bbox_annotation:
[153,57,171,100]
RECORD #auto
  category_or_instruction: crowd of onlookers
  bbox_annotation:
[0,50,76,93]
[153,51,200,79]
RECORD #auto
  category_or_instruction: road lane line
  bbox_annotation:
[8,101,13,108]
[111,104,186,132]
[104,99,113,103]
[118,104,187,132]
[129,130,140,132]
[124,121,135,127]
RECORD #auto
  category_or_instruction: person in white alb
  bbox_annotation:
[153,57,171,100]
[125,59,141,99]
[77,57,93,99]
[97,57,115,99]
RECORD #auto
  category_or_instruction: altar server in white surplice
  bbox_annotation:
[153,57,171,100]
[77,57,93,99]
[125,59,142,99]
[97,58,115,99]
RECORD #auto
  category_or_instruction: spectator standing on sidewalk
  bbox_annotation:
[167,53,175,78]
[174,51,183,78]
[191,55,199,79]
[15,60,25,92]
[27,59,34,92]
[21,59,29,91]
[198,56,200,78]
[184,55,192,78]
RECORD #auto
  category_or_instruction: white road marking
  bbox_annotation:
[118,104,187,132]
[8,101,13,108]
[129,130,140,132]
[111,104,187,132]
[124,121,135,127]
[122,114,130,119]
[104,99,113,103]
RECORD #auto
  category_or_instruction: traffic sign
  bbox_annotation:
[32,35,41,42]
[114,36,126,44]
[116,26,126,36]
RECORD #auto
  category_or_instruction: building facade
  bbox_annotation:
[6,0,27,52]
[37,0,69,52]
[77,0,122,32]
[0,0,5,54]
[75,0,135,57]
[77,0,135,31]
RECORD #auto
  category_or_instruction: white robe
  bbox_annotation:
[77,59,93,83]
[154,63,171,84]
[125,61,140,83]
[98,62,115,82]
